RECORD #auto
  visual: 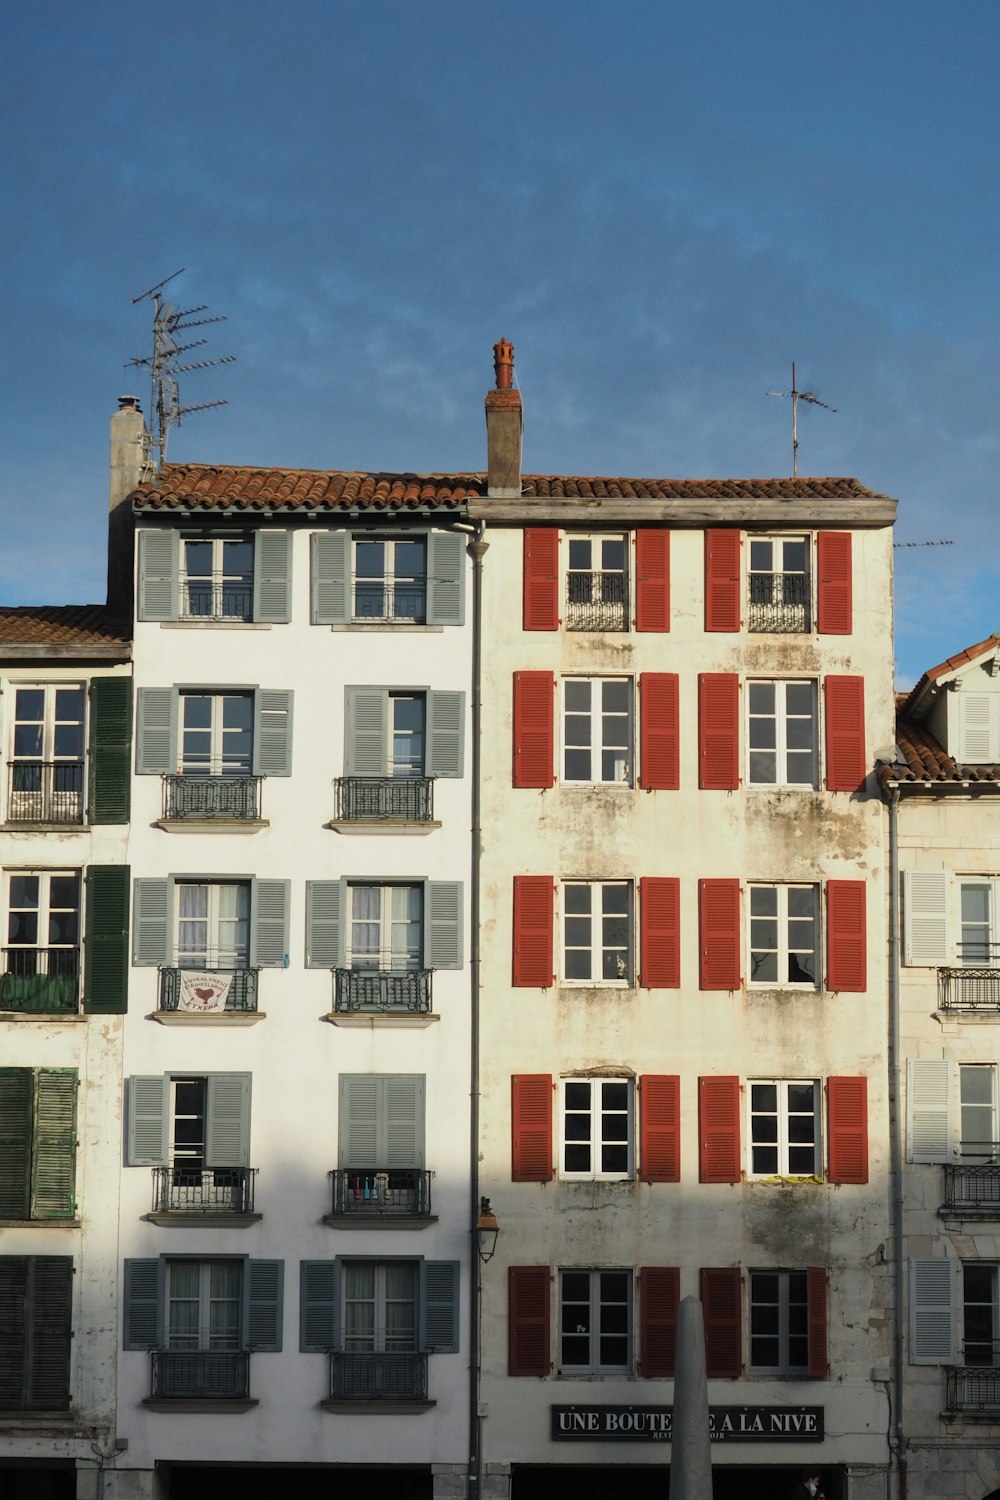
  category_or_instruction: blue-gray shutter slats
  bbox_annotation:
[345,688,388,777]
[420,1260,460,1353]
[254,690,293,776]
[253,532,291,623]
[305,880,344,968]
[252,880,290,968]
[132,879,171,965]
[135,689,176,775]
[311,533,350,624]
[300,1259,341,1351]
[138,530,179,621]
[206,1074,252,1167]
[123,1258,164,1349]
[339,1074,425,1170]
[425,882,463,970]
[425,691,465,778]
[127,1075,170,1166]
[909,1259,957,1363]
[426,533,465,625]
[246,1259,284,1351]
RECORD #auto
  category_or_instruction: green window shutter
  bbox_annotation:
[0,1256,28,1405]
[135,688,176,775]
[127,1076,169,1166]
[84,865,130,1014]
[251,880,290,968]
[30,1071,77,1221]
[88,678,132,823]
[137,530,179,621]
[246,1260,284,1351]
[132,878,171,966]
[300,1260,340,1352]
[311,532,350,624]
[419,1260,460,1354]
[253,690,293,777]
[344,688,388,777]
[425,882,463,971]
[123,1258,163,1350]
[426,533,465,626]
[206,1074,251,1168]
[386,1075,424,1169]
[0,1069,32,1219]
[27,1257,72,1409]
[305,880,344,968]
[425,691,465,778]
[254,531,291,623]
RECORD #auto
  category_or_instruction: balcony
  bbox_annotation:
[334,968,431,1015]
[747,572,810,633]
[328,1351,428,1404]
[150,1349,251,1402]
[939,959,1000,1012]
[5,761,84,825]
[565,571,628,632]
[0,949,79,1013]
[151,1165,258,1219]
[328,1168,433,1226]
[157,966,261,1023]
[353,579,427,625]
[161,774,263,823]
[943,1164,1000,1216]
[947,1359,1000,1414]
[333,776,434,824]
[180,577,252,622]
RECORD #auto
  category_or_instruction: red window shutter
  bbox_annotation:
[704,530,741,632]
[698,674,739,790]
[827,1076,868,1184]
[698,1076,741,1183]
[509,1266,551,1375]
[512,876,554,988]
[635,530,670,632]
[639,1267,680,1377]
[817,531,852,635]
[699,878,740,990]
[700,1267,742,1377]
[639,878,680,989]
[640,1075,681,1183]
[513,671,555,788]
[639,673,680,791]
[511,1075,553,1182]
[826,880,866,992]
[523,529,559,631]
[807,1266,828,1378]
[824,675,866,792]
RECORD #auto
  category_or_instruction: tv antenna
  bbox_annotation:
[893,538,953,550]
[767,362,836,477]
[127,268,235,468]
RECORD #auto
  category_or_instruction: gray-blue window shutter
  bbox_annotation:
[135,689,177,775]
[425,691,465,778]
[252,880,290,968]
[254,690,293,776]
[426,533,465,626]
[345,688,388,776]
[311,532,350,624]
[420,1260,460,1353]
[386,1075,424,1169]
[340,1075,379,1167]
[123,1258,164,1350]
[246,1260,284,1352]
[253,531,291,623]
[300,1260,341,1352]
[127,1076,169,1166]
[132,879,171,965]
[306,880,344,968]
[206,1074,251,1168]
[137,531,179,621]
[425,882,463,970]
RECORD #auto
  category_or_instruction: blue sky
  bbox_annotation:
[1,1,997,685]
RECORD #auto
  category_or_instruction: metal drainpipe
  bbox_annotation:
[467,523,488,1500]
[887,787,908,1500]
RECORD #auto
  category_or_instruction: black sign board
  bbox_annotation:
[551,1405,824,1443]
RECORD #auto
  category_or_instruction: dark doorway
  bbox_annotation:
[165,1466,432,1500]
[513,1463,844,1500]
[0,1464,75,1500]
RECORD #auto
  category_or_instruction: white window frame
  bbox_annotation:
[558,1268,633,1374]
[747,883,820,988]
[352,537,428,624]
[179,537,254,621]
[389,693,426,778]
[166,1259,242,1351]
[561,677,633,786]
[174,881,251,970]
[7,683,87,822]
[746,680,818,788]
[342,1259,419,1353]
[559,1077,634,1181]
[960,1064,1000,1162]
[561,880,634,985]
[179,692,254,776]
[347,883,423,972]
[8,683,86,767]
[962,1262,1000,1368]
[563,533,629,632]
[4,869,81,977]
[748,1079,821,1178]
[747,534,810,631]
[748,1268,810,1375]
[958,878,1000,968]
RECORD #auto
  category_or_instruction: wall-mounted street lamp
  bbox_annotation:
[475,1196,500,1263]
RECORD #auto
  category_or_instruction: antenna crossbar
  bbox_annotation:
[767,361,837,477]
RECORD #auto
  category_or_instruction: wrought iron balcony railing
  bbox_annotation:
[944,1164,1000,1210]
[329,1351,427,1402]
[747,573,811,633]
[180,577,253,621]
[353,579,427,624]
[162,774,262,821]
[151,1165,258,1215]
[0,949,79,1012]
[333,968,431,1014]
[330,1168,432,1217]
[158,966,260,1014]
[151,1349,250,1400]
[565,571,628,632]
[6,761,84,824]
[947,1360,1000,1412]
[939,955,1000,1010]
[333,776,434,822]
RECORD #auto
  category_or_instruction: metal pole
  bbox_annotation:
[671,1297,713,1500]
[467,524,488,1500]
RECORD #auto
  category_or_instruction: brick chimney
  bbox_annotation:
[485,338,522,497]
[107,395,147,614]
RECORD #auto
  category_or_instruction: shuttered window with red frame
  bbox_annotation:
[698,1075,741,1183]
[826,880,866,992]
[639,1267,680,1377]
[699,878,740,990]
[698,674,739,789]
[512,876,554,987]
[509,1266,551,1375]
[701,1267,742,1377]
[639,877,680,988]
[816,531,852,635]
[827,1076,868,1184]
[824,675,866,792]
[807,1266,829,1377]
[704,530,741,632]
[523,529,559,631]
[513,671,555,788]
[638,673,679,791]
[635,530,670,632]
[640,1074,681,1183]
[511,1074,553,1182]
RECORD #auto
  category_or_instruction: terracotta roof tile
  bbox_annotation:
[0,606,131,647]
[877,716,1000,787]
[898,633,1000,718]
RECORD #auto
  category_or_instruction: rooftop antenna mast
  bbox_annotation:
[127,268,235,469]
[767,362,837,477]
